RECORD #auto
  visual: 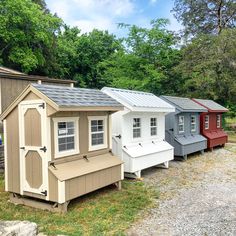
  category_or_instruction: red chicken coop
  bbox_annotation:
[192,99,228,150]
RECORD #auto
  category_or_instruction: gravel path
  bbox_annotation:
[127,146,236,236]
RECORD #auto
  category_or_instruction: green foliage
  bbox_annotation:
[99,19,181,95]
[176,29,236,110]
[0,0,62,73]
[173,0,236,36]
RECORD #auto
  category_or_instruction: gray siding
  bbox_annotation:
[165,111,207,157]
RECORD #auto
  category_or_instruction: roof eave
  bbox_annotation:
[131,107,175,113]
[58,106,124,112]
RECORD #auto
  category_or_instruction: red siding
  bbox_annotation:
[200,112,228,148]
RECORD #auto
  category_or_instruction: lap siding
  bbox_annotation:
[65,165,121,201]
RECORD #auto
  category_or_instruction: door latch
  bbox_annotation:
[39,103,45,109]
[40,146,47,152]
[41,190,47,196]
[115,134,121,139]
[20,147,25,150]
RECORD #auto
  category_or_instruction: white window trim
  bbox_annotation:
[150,117,158,137]
[132,117,142,140]
[178,115,184,133]
[88,116,108,151]
[205,115,209,130]
[53,117,80,158]
[191,115,196,132]
[216,114,221,128]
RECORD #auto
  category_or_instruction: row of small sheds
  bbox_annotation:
[1,84,228,211]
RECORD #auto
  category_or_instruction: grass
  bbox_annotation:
[227,131,236,143]
[0,175,157,236]
[225,117,236,131]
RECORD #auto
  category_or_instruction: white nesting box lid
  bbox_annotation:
[102,87,175,113]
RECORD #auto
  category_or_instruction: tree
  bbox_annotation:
[173,0,236,36]
[0,0,62,73]
[176,28,236,108]
[100,19,181,95]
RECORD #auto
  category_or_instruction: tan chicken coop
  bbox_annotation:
[1,84,124,212]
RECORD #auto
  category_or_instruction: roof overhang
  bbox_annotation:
[0,72,75,85]
[130,106,175,113]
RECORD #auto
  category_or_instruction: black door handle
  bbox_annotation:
[20,147,25,150]
[40,146,47,152]
[115,134,121,139]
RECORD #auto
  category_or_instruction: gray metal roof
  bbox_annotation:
[102,87,174,110]
[32,84,122,107]
[193,99,228,112]
[161,96,207,112]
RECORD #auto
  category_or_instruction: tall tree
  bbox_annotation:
[0,0,62,73]
[173,0,236,36]
[100,19,181,95]
[176,28,236,108]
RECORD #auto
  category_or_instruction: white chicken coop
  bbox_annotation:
[102,87,175,178]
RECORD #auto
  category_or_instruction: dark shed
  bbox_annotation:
[192,99,228,149]
[160,96,207,160]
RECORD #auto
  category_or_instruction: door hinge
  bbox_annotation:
[41,190,47,196]
[39,103,45,109]
[40,146,47,152]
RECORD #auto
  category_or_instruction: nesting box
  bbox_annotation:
[102,87,175,178]
[160,96,207,160]
[192,99,228,149]
[1,84,124,212]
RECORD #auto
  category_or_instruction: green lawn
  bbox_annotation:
[228,132,236,143]
[0,174,157,235]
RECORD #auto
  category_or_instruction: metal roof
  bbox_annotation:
[193,99,228,112]
[32,84,122,108]
[102,87,175,112]
[161,96,207,112]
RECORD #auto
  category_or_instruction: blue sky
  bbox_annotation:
[45,0,182,37]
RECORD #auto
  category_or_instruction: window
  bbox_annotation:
[53,117,79,158]
[133,118,141,138]
[191,115,196,132]
[150,118,157,136]
[178,116,184,133]
[216,114,221,128]
[88,116,108,151]
[205,115,209,129]
[58,121,75,152]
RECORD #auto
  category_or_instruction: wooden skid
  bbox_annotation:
[10,193,70,213]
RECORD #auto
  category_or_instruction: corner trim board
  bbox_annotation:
[3,120,8,191]
[58,180,65,204]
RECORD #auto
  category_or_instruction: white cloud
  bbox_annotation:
[149,0,158,4]
[47,0,135,33]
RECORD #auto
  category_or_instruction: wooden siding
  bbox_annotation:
[5,107,20,193]
[50,111,110,162]
[65,165,121,201]
[25,151,43,189]
[48,171,58,202]
[24,108,42,147]
[0,77,69,113]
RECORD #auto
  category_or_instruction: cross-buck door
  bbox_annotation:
[19,100,48,196]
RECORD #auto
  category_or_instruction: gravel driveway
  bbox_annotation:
[127,145,236,236]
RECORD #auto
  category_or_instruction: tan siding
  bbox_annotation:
[1,78,29,112]
[0,77,70,113]
[25,151,43,189]
[65,165,121,201]
[48,171,58,202]
[51,111,110,161]
[24,109,41,147]
[5,107,20,193]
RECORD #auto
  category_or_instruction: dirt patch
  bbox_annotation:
[127,148,236,236]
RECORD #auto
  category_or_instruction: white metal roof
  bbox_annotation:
[102,87,175,113]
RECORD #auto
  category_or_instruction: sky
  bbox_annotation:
[45,0,182,37]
